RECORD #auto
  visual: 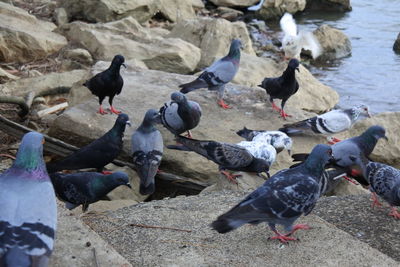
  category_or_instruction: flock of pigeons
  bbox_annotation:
[0,16,399,266]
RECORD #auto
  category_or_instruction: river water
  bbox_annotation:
[269,0,400,114]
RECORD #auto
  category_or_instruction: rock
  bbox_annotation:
[60,17,201,74]
[234,54,339,113]
[0,2,67,63]
[393,33,400,54]
[50,201,132,267]
[54,7,69,26]
[168,17,255,68]
[82,191,399,266]
[191,0,205,9]
[256,0,306,20]
[329,179,369,196]
[63,48,94,66]
[210,0,259,7]
[313,24,351,60]
[306,0,352,12]
[49,66,337,185]
[201,172,265,193]
[61,0,195,23]
[216,6,244,21]
[0,69,88,96]
[0,67,18,82]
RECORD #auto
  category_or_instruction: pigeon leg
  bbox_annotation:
[220,170,241,184]
[270,100,281,112]
[286,224,310,236]
[388,206,400,219]
[217,99,232,109]
[98,105,108,115]
[269,227,297,243]
[280,109,292,120]
[110,106,121,114]
[185,130,193,139]
[370,192,383,209]
[342,176,359,185]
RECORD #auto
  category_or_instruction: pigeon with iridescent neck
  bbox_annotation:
[50,171,131,212]
[46,113,131,173]
[179,39,242,109]
[0,132,56,266]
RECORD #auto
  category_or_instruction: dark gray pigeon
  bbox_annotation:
[211,144,333,243]
[179,39,242,109]
[168,135,270,184]
[350,154,400,219]
[47,113,131,173]
[0,132,57,266]
[83,54,126,115]
[159,91,202,138]
[132,109,163,195]
[50,171,131,212]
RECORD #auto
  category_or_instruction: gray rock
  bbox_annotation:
[313,24,352,60]
[256,0,306,20]
[306,0,352,12]
[210,0,259,7]
[82,191,399,266]
[63,48,93,66]
[54,7,69,26]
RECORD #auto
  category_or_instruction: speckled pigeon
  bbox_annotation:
[236,126,292,154]
[47,113,131,173]
[159,91,202,138]
[83,54,126,115]
[131,109,163,195]
[211,144,333,243]
[168,135,270,184]
[280,104,371,138]
[50,171,131,212]
[259,59,299,119]
[179,39,243,109]
[0,132,56,266]
[236,140,276,170]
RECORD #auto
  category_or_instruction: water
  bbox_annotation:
[270,0,400,114]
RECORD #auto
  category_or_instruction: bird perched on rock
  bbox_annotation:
[236,140,276,169]
[280,13,322,60]
[236,126,292,154]
[50,171,131,212]
[167,135,270,184]
[349,154,400,219]
[0,132,57,266]
[280,104,371,137]
[132,109,163,195]
[259,59,299,119]
[179,39,243,109]
[47,113,131,173]
[159,91,202,138]
[84,54,126,115]
[211,144,333,243]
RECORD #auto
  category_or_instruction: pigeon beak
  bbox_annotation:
[258,172,269,180]
[383,135,389,141]
[296,67,300,72]
[367,111,372,118]
[287,149,291,156]
[126,183,132,189]
[122,63,127,68]
[126,121,131,127]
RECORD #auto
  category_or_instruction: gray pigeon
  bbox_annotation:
[0,132,57,266]
[47,113,131,173]
[50,171,131,212]
[159,91,202,138]
[211,144,333,243]
[280,104,371,136]
[132,109,163,195]
[350,154,400,219]
[179,39,243,109]
[168,135,270,184]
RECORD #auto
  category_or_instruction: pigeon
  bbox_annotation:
[0,132,57,266]
[236,126,292,154]
[168,135,270,183]
[83,54,126,115]
[280,104,371,136]
[211,144,333,243]
[50,171,131,212]
[131,109,163,195]
[280,13,322,60]
[318,168,347,195]
[159,91,202,138]
[247,0,265,11]
[259,59,299,119]
[179,39,243,109]
[47,113,131,173]
[236,140,276,169]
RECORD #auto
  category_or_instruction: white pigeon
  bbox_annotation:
[237,140,277,168]
[280,13,322,59]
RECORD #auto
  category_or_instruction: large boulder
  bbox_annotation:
[61,0,195,23]
[209,0,259,7]
[168,17,255,68]
[314,24,351,60]
[49,66,337,185]
[306,0,352,12]
[60,17,201,74]
[82,191,399,266]
[393,33,400,54]
[256,0,306,19]
[0,2,67,63]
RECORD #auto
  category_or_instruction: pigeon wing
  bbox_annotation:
[298,30,322,59]
[280,13,297,37]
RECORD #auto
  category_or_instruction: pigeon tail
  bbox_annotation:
[211,216,245,234]
[278,127,303,135]
[179,79,207,94]
[291,153,309,162]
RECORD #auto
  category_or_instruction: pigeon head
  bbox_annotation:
[362,125,388,141]
[143,109,161,125]
[115,113,131,126]
[109,171,131,189]
[352,104,371,119]
[111,54,126,68]
[304,144,333,175]
[111,113,131,136]
[228,39,243,59]
[236,127,254,141]
[288,59,300,72]
[170,91,187,104]
[251,158,271,177]
[11,131,48,179]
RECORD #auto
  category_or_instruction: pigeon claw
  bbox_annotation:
[290,224,310,233]
[388,207,400,219]
[280,110,292,120]
[185,130,193,139]
[110,106,122,115]
[370,192,383,209]
[220,170,241,184]
[218,99,232,109]
[98,106,108,115]
[269,232,298,243]
[271,102,281,112]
